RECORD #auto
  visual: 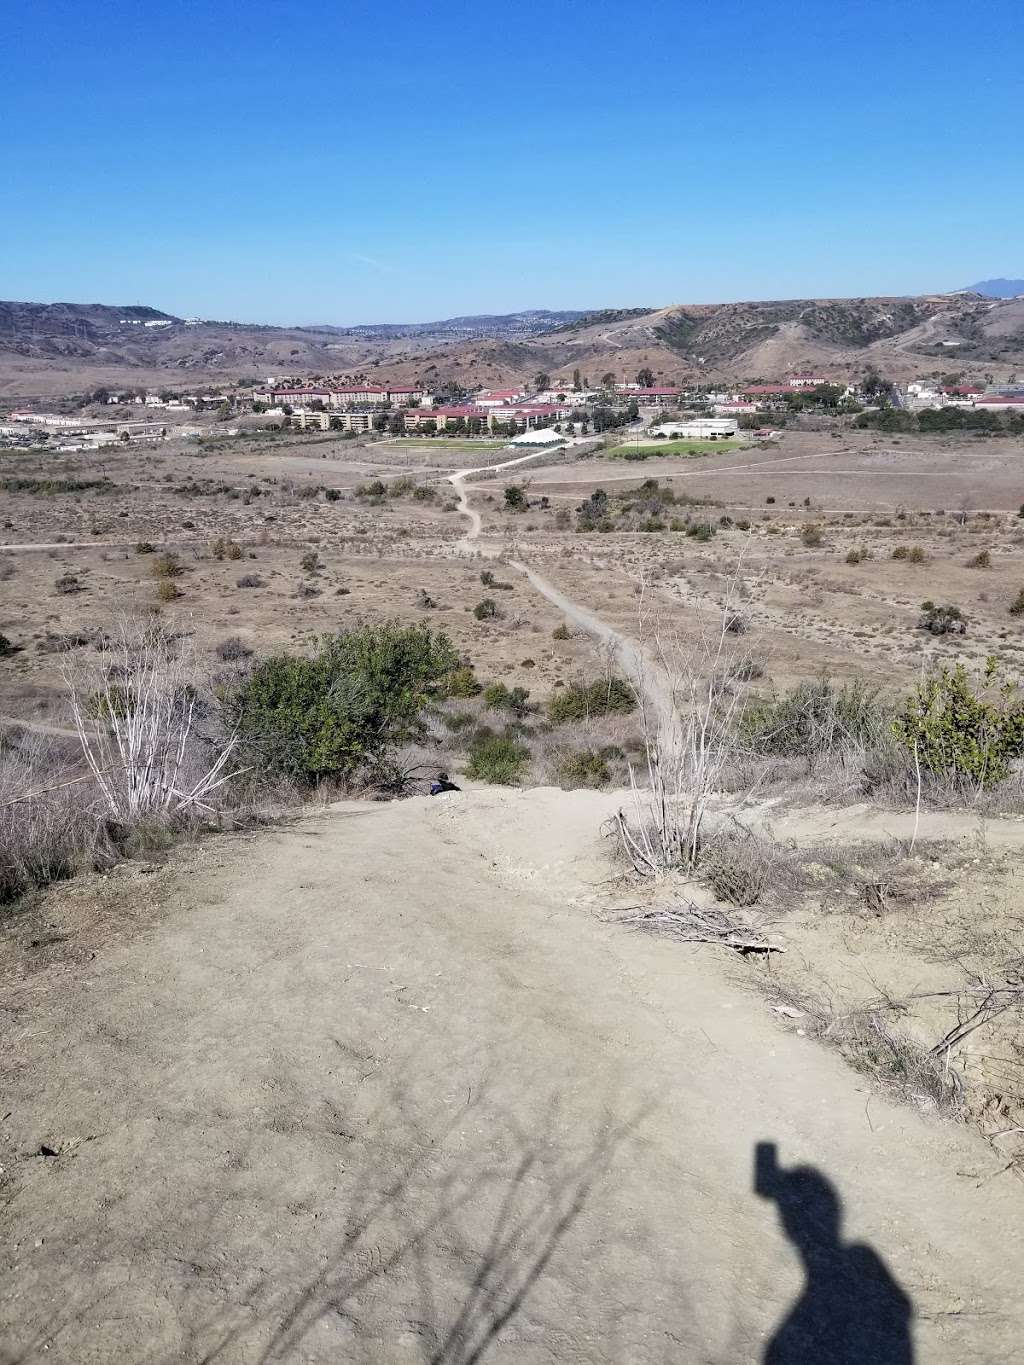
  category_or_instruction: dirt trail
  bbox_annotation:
[2,786,1023,1363]
[449,459,677,728]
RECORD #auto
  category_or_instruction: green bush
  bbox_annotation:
[893,659,1024,787]
[555,748,611,788]
[466,733,531,785]
[919,602,967,635]
[227,623,459,783]
[548,676,635,724]
[151,552,183,579]
[893,544,926,564]
[441,665,482,698]
[552,623,571,640]
[1010,589,1024,617]
[740,678,884,758]
[483,682,531,716]
[473,598,500,620]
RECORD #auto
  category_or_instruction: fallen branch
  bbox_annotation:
[618,902,785,955]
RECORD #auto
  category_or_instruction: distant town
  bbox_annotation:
[4,368,1024,455]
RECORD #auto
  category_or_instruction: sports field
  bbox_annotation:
[606,438,744,458]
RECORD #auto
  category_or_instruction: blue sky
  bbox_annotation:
[3,0,1022,324]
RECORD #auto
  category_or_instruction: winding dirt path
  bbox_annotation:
[448,455,677,725]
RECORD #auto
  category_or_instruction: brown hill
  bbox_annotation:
[2,293,1023,398]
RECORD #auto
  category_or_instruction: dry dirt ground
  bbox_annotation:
[3,786,1024,1364]
[4,425,1024,722]
[4,423,1024,1361]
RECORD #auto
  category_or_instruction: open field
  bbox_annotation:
[605,438,744,457]
[4,425,1024,722]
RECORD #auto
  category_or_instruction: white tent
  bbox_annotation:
[508,427,565,446]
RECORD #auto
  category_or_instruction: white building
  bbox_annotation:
[655,418,738,439]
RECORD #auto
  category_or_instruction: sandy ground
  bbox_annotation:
[2,787,1024,1363]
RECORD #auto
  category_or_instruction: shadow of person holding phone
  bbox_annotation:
[754,1141,914,1364]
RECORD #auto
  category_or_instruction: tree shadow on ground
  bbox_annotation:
[755,1140,914,1364]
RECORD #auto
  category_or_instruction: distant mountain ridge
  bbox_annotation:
[305,310,590,340]
[964,279,1024,299]
[2,292,1024,398]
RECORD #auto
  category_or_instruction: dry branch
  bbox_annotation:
[618,901,784,955]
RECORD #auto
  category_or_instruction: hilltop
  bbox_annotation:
[2,291,1024,397]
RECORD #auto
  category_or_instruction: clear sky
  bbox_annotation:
[4,0,1022,325]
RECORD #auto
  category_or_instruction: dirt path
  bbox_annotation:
[0,712,84,740]
[449,459,677,728]
[2,786,1023,1363]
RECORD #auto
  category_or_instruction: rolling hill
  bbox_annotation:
[2,293,1024,398]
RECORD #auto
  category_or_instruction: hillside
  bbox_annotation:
[3,292,1024,398]
[965,278,1024,299]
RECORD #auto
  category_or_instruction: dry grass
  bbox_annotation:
[765,977,965,1116]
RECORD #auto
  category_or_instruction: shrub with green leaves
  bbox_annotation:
[555,748,611,788]
[919,602,967,635]
[465,733,531,785]
[473,598,500,620]
[893,658,1024,787]
[227,623,458,783]
[547,676,635,724]
[152,552,183,579]
[441,665,482,698]
[740,678,884,758]
[483,682,531,716]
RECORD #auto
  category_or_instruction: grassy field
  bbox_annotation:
[606,439,744,458]
[391,439,508,455]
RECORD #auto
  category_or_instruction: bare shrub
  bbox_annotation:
[215,635,253,662]
[0,734,110,904]
[615,582,756,875]
[63,618,241,823]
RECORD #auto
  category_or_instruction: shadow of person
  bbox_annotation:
[754,1141,914,1364]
